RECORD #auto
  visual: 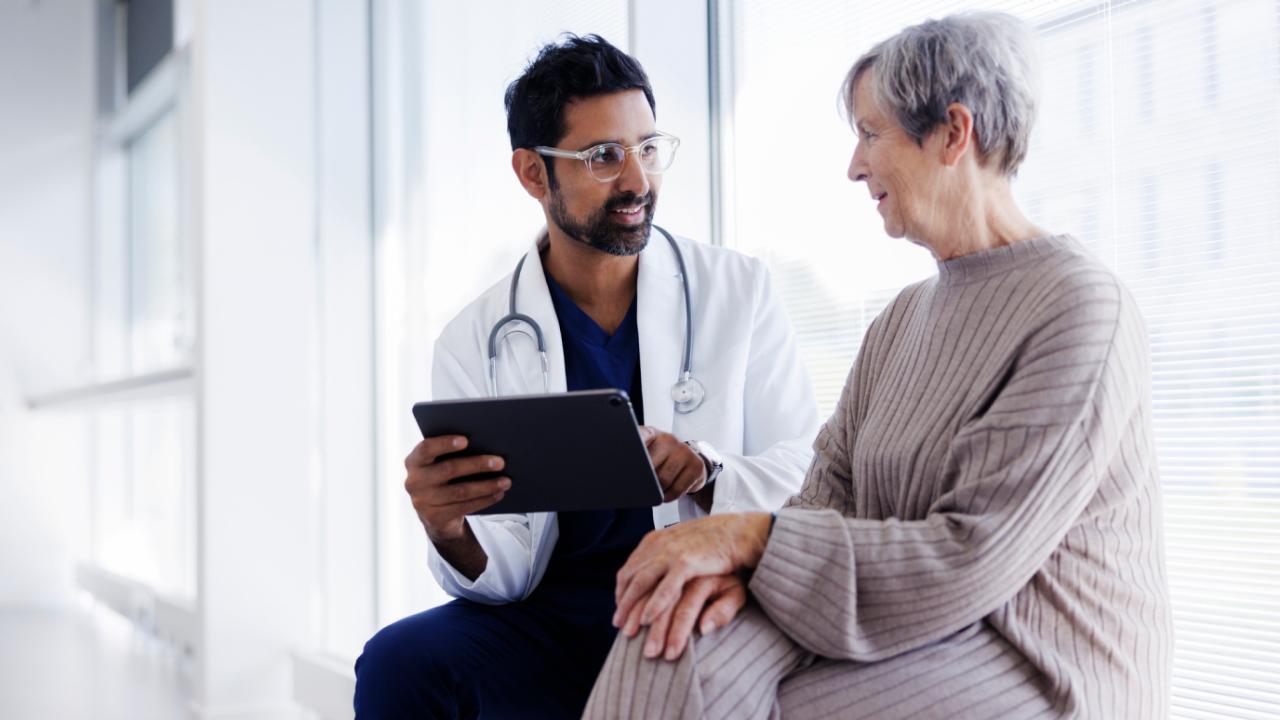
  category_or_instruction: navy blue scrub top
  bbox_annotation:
[539,272,655,592]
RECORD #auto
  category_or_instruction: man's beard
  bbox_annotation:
[548,187,657,257]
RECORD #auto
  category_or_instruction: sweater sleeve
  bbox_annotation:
[750,274,1146,662]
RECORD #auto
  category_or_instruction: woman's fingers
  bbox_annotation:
[640,569,690,626]
[643,600,674,659]
[663,576,720,660]
[614,564,662,627]
[698,575,748,635]
[623,589,650,638]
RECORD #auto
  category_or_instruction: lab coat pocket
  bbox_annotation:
[683,380,745,434]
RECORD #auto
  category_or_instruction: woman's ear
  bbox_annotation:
[942,102,975,168]
[512,149,549,200]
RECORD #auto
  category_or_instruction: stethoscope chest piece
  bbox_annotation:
[671,372,705,414]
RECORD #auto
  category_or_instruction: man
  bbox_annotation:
[353,35,819,719]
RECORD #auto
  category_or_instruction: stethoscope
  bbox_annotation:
[487,225,706,414]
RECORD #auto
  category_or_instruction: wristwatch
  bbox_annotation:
[685,440,724,491]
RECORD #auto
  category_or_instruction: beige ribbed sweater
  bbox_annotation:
[585,235,1173,719]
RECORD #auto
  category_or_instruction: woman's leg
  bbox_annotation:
[581,604,813,720]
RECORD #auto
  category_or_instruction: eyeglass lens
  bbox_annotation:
[587,138,677,180]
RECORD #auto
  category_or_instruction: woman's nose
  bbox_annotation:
[848,143,869,183]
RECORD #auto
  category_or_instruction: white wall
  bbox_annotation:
[195,0,323,716]
[0,0,95,609]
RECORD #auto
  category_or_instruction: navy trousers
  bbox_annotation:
[354,582,623,720]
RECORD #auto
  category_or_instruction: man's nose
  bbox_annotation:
[615,149,651,196]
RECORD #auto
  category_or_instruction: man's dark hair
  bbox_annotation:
[505,34,656,187]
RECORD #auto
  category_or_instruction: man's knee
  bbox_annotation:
[354,607,480,719]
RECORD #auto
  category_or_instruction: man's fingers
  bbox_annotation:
[427,476,511,507]
[408,435,467,468]
[698,578,747,636]
[461,490,506,514]
[638,425,659,446]
[664,577,719,660]
[436,454,505,482]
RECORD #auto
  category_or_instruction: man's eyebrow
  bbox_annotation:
[575,132,661,152]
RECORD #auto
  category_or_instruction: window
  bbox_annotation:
[127,108,192,376]
[374,0,630,625]
[89,103,196,602]
[84,0,195,606]
[713,1,1280,716]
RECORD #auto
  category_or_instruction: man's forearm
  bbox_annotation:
[430,521,489,582]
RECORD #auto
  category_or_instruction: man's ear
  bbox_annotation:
[512,149,549,200]
[941,102,975,168]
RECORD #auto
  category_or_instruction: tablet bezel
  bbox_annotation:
[411,389,664,515]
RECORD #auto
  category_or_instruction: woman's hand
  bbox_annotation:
[620,573,748,660]
[612,512,772,634]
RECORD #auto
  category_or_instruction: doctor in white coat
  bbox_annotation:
[353,35,819,720]
[427,222,818,602]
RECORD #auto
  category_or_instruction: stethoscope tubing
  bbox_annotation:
[487,225,700,410]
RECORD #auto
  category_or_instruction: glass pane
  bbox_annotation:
[94,395,197,600]
[128,108,190,375]
[1015,3,1280,716]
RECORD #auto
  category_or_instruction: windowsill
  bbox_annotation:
[26,366,194,409]
[74,562,199,656]
[293,650,356,720]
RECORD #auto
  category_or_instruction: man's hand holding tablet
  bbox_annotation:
[405,390,717,579]
[404,435,510,581]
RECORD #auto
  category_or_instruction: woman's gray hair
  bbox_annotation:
[844,12,1041,176]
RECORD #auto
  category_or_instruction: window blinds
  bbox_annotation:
[715,1,1280,717]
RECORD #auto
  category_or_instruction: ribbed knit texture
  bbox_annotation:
[584,235,1173,720]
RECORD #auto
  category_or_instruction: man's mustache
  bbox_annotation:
[604,192,655,212]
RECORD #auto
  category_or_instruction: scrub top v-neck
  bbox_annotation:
[538,271,654,593]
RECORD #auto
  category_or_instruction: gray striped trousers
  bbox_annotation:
[581,604,1057,720]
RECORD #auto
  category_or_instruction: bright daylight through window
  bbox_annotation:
[91,103,197,602]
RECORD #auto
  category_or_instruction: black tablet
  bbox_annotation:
[411,389,664,515]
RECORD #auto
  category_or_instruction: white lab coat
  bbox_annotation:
[426,230,820,604]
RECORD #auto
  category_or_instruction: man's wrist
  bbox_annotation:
[691,480,715,513]
[685,440,723,492]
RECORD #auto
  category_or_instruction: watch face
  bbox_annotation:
[695,440,723,466]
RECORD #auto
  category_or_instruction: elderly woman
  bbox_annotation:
[582,12,1172,720]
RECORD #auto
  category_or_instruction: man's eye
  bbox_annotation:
[591,147,621,164]
[639,144,657,157]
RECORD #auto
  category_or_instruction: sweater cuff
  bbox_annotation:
[749,507,856,653]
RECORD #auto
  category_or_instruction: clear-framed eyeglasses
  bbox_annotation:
[533,132,680,183]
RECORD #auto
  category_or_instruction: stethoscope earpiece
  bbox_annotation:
[491,226,704,413]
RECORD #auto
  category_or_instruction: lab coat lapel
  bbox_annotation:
[512,235,568,395]
[636,232,685,434]
[637,231,686,528]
